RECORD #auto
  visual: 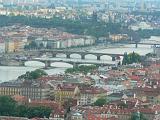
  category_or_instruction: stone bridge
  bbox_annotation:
[126,42,160,48]
[1,49,124,61]
[29,58,118,68]
[39,50,124,61]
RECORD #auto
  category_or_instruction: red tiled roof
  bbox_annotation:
[12,95,28,103]
[28,100,60,110]
[58,85,107,94]
[37,75,64,82]
[129,75,140,81]
[74,105,159,116]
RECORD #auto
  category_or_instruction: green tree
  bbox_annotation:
[18,69,47,80]
[130,112,148,120]
[15,105,28,117]
[94,98,107,107]
[0,96,16,116]
[27,106,52,119]
[0,96,52,118]
[0,15,122,38]
[122,52,141,65]
[128,52,141,64]
[30,69,47,79]
[122,52,129,65]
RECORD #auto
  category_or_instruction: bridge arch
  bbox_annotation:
[70,53,82,59]
[51,62,73,68]
[84,54,98,60]
[53,53,67,58]
[100,55,113,60]
[24,61,45,67]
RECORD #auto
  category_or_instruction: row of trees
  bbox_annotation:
[0,96,52,118]
[122,52,141,65]
[0,15,121,39]
[137,29,160,39]
[65,65,98,75]
[18,69,47,80]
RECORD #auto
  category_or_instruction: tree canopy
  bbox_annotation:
[0,96,52,118]
[122,52,141,65]
[94,98,107,107]
[0,15,122,39]
[137,29,160,39]
[18,69,48,80]
[130,112,148,120]
[0,96,17,116]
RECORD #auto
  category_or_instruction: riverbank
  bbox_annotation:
[65,44,127,52]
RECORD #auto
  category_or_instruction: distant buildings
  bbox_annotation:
[35,35,95,49]
[0,80,50,100]
[0,25,96,53]
[130,22,153,31]
[109,34,129,42]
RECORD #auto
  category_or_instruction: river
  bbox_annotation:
[0,43,155,82]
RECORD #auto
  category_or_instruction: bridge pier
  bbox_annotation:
[52,53,57,58]
[135,43,138,48]
[20,61,25,66]
[66,54,70,59]
[73,62,78,68]
[81,55,85,59]
[44,61,51,68]
[112,56,116,61]
[97,56,101,60]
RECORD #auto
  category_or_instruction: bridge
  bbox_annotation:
[39,50,124,60]
[29,57,119,68]
[122,42,160,48]
[0,50,123,67]
[1,49,124,61]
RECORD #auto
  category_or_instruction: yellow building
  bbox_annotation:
[109,34,129,42]
[54,87,75,104]
[0,87,21,96]
[54,85,107,106]
[5,38,27,53]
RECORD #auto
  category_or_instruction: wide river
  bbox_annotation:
[0,43,154,82]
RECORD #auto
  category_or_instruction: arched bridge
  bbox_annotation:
[124,42,160,48]
[39,50,124,61]
[29,58,118,68]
